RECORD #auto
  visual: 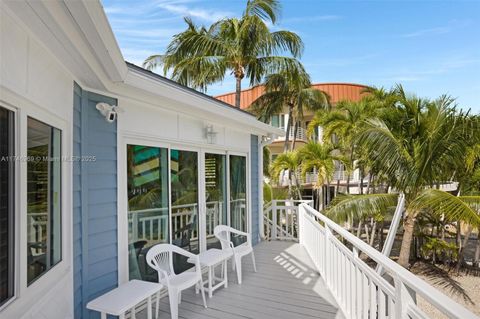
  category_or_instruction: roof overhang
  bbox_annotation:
[3,0,283,138]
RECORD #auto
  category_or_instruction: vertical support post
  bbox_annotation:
[298,204,304,245]
[394,275,415,319]
[272,201,277,240]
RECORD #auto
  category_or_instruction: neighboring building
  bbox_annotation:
[215,83,371,198]
[0,2,282,318]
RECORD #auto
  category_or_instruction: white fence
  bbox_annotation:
[298,203,477,319]
[263,200,313,241]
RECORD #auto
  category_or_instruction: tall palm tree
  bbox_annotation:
[326,86,480,267]
[298,141,342,210]
[143,0,304,108]
[269,151,302,199]
[250,71,329,152]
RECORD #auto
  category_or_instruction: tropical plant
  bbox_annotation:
[326,86,480,267]
[144,0,305,108]
[269,151,302,199]
[250,71,329,152]
[298,141,343,210]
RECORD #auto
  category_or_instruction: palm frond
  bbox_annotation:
[412,189,480,227]
[326,193,399,223]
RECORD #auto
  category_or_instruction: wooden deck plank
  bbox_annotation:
[133,241,345,319]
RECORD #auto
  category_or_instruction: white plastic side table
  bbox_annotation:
[189,248,233,298]
[86,280,163,319]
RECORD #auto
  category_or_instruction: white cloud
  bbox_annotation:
[157,3,233,23]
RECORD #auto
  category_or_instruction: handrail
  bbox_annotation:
[299,203,478,319]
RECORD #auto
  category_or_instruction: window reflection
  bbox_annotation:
[27,117,62,285]
[205,153,227,249]
[230,155,247,245]
[171,150,198,272]
[127,145,169,281]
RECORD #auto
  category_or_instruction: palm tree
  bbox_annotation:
[307,98,381,193]
[298,141,342,210]
[326,86,480,267]
[143,0,304,108]
[269,151,302,199]
[250,71,329,152]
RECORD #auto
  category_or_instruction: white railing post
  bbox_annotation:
[298,204,305,245]
[394,275,415,319]
[272,201,278,240]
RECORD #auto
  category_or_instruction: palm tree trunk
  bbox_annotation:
[398,210,416,267]
[235,76,242,108]
[356,220,363,238]
[366,173,373,194]
[456,225,473,272]
[346,173,351,194]
[291,120,299,151]
[283,104,293,153]
[335,179,340,196]
[370,220,377,246]
[359,168,364,195]
[326,182,331,206]
[474,233,480,267]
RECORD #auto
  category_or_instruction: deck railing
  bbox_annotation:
[298,203,478,319]
[263,200,313,241]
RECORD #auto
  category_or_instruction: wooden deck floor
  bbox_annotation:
[136,241,344,319]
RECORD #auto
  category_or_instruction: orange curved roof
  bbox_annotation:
[215,83,371,110]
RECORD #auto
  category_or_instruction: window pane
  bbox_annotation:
[0,107,14,305]
[271,115,279,128]
[171,150,198,272]
[127,145,169,282]
[27,117,62,285]
[205,153,227,250]
[229,155,247,245]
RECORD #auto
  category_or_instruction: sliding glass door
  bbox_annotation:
[127,145,169,281]
[170,149,198,272]
[0,107,14,306]
[229,155,247,245]
[204,153,227,249]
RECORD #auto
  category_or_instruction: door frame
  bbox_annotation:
[118,135,251,284]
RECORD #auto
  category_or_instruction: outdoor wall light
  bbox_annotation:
[205,124,218,144]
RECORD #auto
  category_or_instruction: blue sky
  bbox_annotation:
[102,0,480,112]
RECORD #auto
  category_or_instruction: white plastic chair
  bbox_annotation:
[214,225,257,284]
[146,244,207,319]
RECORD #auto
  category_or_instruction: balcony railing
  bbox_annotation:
[262,200,477,319]
[274,126,307,142]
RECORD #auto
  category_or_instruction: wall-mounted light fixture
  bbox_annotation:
[205,124,218,144]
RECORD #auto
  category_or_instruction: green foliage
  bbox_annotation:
[421,237,458,262]
[326,193,398,223]
[143,0,305,99]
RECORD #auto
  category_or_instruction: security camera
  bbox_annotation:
[96,102,121,123]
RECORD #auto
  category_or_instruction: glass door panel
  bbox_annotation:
[170,149,198,272]
[26,118,62,285]
[229,155,247,246]
[127,145,169,282]
[204,153,227,249]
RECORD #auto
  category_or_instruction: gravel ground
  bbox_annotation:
[412,264,480,318]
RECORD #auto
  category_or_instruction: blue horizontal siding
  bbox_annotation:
[250,135,260,245]
[73,83,118,319]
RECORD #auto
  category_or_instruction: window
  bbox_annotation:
[127,145,169,281]
[229,155,247,245]
[170,149,198,272]
[270,114,285,129]
[27,117,62,285]
[204,153,227,249]
[0,107,14,306]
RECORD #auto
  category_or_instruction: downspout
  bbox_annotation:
[259,134,275,241]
